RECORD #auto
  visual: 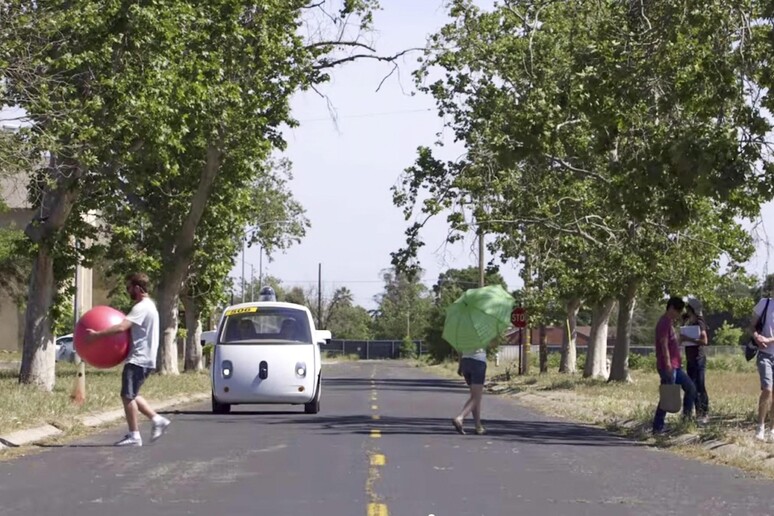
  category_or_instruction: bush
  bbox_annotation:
[706,353,755,373]
[713,322,744,347]
[400,336,417,359]
[629,353,657,370]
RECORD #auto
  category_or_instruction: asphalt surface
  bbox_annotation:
[1,361,774,515]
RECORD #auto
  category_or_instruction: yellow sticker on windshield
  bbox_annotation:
[225,306,258,316]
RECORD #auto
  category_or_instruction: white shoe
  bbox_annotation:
[755,428,767,442]
[151,418,171,442]
[115,434,142,447]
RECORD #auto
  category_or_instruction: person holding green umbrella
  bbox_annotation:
[444,285,515,435]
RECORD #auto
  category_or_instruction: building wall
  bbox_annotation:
[0,205,110,350]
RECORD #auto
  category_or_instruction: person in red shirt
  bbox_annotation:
[653,296,696,434]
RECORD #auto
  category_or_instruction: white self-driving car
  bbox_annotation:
[210,301,330,414]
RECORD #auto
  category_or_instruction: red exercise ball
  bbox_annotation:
[74,305,131,369]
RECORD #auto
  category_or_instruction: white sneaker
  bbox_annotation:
[755,428,767,442]
[115,434,142,447]
[151,418,171,442]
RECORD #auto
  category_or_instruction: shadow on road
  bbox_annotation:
[266,415,638,446]
[324,376,468,393]
[35,443,117,449]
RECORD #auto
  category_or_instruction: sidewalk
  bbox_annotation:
[0,392,209,449]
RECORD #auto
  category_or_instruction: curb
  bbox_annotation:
[0,392,209,449]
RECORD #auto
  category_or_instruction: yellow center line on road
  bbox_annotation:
[370,429,382,438]
[367,503,389,516]
[372,414,381,420]
[371,404,378,410]
[370,453,386,466]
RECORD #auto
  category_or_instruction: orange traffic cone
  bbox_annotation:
[70,361,86,405]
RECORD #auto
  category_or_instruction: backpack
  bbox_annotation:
[745,298,771,362]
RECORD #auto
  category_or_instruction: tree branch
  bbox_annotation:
[314,48,422,70]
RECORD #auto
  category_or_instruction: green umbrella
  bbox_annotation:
[442,285,516,353]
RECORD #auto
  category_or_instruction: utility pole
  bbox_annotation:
[258,246,263,290]
[70,240,85,404]
[478,228,485,287]
[251,264,255,302]
[241,238,246,303]
[317,263,322,329]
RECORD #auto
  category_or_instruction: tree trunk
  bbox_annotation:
[156,281,180,375]
[19,155,82,389]
[181,293,203,372]
[155,142,223,374]
[583,298,616,379]
[609,281,639,383]
[18,247,57,389]
[539,324,548,373]
[560,298,581,374]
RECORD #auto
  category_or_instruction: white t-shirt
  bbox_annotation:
[125,297,160,369]
[462,349,487,362]
[754,298,774,355]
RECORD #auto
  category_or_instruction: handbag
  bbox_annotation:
[659,384,682,413]
[745,298,771,362]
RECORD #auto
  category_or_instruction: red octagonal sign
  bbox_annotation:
[511,307,527,328]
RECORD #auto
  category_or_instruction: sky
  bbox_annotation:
[2,1,773,310]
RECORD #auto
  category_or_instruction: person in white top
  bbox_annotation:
[86,272,171,447]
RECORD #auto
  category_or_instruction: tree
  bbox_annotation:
[393,0,771,381]
[2,0,412,384]
[371,269,433,341]
[325,288,374,339]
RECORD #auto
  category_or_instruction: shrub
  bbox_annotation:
[400,337,417,359]
[713,322,744,347]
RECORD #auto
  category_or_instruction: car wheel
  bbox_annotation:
[304,376,321,414]
[212,394,231,414]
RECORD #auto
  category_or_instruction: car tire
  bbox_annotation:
[304,376,321,414]
[212,394,231,414]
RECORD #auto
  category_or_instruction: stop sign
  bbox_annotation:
[511,307,527,328]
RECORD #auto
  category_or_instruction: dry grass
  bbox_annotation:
[0,361,210,436]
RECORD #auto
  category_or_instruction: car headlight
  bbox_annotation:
[221,360,233,379]
[295,362,307,378]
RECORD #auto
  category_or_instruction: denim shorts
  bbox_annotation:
[460,358,487,385]
[758,353,774,390]
[121,363,152,400]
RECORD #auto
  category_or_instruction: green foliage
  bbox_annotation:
[713,322,744,347]
[326,290,374,340]
[371,268,433,340]
[705,353,754,373]
[400,336,417,359]
[392,0,771,341]
[628,353,657,371]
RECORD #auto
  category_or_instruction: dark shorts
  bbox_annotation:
[461,358,487,385]
[121,363,152,400]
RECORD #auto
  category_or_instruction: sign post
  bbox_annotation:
[512,307,527,375]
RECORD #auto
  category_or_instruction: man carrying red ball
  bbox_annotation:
[85,272,171,447]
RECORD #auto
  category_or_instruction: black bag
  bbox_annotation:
[746,298,771,361]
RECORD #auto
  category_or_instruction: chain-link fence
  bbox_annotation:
[320,340,427,360]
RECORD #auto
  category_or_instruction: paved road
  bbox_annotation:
[1,361,774,515]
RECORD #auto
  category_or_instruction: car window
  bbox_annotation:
[220,307,312,344]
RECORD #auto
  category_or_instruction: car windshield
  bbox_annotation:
[220,307,312,345]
